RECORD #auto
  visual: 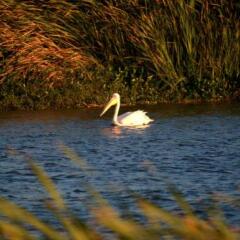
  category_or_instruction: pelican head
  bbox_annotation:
[100,93,120,117]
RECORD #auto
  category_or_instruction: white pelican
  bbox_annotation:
[100,93,153,126]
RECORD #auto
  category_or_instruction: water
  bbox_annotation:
[0,103,240,226]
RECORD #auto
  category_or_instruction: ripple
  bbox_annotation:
[0,106,240,225]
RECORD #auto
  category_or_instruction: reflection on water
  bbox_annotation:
[0,103,240,225]
[101,126,123,138]
[102,125,150,138]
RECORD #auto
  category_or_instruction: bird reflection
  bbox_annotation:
[101,124,150,138]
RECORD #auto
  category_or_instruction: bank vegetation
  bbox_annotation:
[0,0,239,110]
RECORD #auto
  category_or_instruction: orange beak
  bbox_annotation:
[100,96,118,117]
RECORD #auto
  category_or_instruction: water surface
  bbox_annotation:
[0,103,240,225]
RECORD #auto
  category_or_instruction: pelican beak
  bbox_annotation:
[100,96,117,117]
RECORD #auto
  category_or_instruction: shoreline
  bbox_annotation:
[0,96,238,112]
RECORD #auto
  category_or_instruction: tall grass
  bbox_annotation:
[0,145,239,239]
[0,0,239,109]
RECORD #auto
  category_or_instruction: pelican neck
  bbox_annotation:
[113,98,120,125]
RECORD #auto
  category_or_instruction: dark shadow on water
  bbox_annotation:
[0,102,239,125]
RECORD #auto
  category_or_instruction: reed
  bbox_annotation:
[0,145,239,240]
[0,0,239,109]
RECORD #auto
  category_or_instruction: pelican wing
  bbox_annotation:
[118,110,153,126]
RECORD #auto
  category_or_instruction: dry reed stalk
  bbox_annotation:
[0,0,99,88]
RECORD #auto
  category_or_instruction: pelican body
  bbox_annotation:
[100,93,153,126]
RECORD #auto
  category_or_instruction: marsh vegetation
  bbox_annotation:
[0,0,239,110]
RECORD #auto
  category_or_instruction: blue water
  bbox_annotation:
[0,103,240,226]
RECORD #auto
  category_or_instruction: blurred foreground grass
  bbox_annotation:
[0,145,239,240]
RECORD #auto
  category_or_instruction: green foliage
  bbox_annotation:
[0,0,239,110]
